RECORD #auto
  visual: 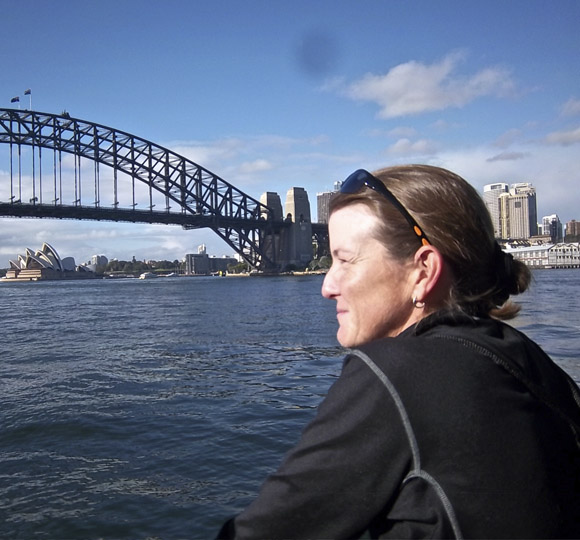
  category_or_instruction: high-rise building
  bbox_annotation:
[316,192,333,224]
[91,254,108,267]
[316,181,342,224]
[185,252,209,274]
[565,219,580,240]
[508,183,537,239]
[498,192,510,239]
[488,182,537,240]
[483,183,509,237]
[542,214,563,243]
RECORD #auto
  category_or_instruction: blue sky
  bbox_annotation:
[1,0,579,266]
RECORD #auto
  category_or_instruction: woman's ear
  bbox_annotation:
[410,245,449,308]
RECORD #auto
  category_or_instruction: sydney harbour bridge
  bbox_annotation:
[0,108,328,271]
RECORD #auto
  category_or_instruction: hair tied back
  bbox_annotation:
[494,242,519,295]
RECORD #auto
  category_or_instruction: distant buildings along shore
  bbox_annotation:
[317,177,579,269]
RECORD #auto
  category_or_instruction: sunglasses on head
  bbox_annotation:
[340,169,430,246]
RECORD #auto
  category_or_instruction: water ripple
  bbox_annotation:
[1,271,577,538]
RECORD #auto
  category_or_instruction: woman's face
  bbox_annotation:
[321,203,418,347]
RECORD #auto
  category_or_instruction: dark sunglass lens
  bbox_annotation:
[340,169,367,194]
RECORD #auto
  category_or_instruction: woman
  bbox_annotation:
[217,165,580,538]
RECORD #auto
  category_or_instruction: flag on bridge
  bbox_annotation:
[11,96,19,103]
[24,89,32,109]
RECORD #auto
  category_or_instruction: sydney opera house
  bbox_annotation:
[3,243,95,281]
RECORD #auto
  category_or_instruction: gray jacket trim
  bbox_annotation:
[352,349,464,539]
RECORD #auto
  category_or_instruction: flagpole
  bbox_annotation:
[24,89,32,110]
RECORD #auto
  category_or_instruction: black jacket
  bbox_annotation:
[218,311,580,539]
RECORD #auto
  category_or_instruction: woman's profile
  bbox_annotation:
[217,165,580,539]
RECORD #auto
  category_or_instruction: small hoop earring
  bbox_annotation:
[412,296,425,309]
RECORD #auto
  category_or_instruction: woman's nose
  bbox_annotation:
[321,267,337,299]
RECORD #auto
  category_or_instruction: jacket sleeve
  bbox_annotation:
[219,353,412,539]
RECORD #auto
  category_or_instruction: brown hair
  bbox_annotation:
[329,164,531,320]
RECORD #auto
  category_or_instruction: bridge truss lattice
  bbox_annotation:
[0,108,284,270]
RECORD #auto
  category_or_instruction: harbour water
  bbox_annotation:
[1,270,579,539]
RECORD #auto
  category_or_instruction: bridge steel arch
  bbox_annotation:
[0,108,287,270]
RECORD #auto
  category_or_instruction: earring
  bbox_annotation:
[412,296,425,309]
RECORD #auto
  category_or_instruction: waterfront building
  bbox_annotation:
[504,244,552,268]
[185,252,210,275]
[504,242,580,269]
[547,243,580,268]
[184,251,236,275]
[529,233,553,245]
[4,243,94,281]
[483,183,509,237]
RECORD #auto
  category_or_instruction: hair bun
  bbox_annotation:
[493,243,520,297]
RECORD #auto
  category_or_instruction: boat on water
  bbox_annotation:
[139,272,158,279]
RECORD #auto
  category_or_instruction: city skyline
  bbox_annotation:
[1,0,578,267]
[0,150,577,269]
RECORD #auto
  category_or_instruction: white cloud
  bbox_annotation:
[238,159,273,174]
[318,75,346,93]
[486,151,529,162]
[345,51,515,118]
[433,143,579,223]
[161,134,336,194]
[169,138,244,172]
[387,126,417,138]
[386,138,438,156]
[493,128,523,149]
[561,98,580,117]
[544,126,580,146]
[429,119,460,131]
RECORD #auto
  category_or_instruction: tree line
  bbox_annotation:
[103,258,182,276]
